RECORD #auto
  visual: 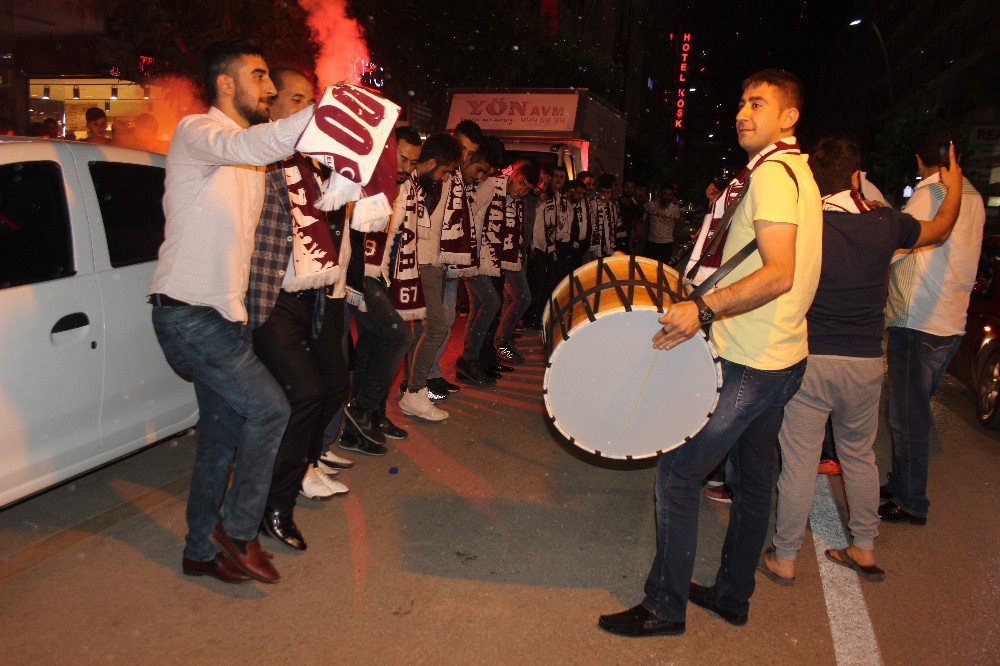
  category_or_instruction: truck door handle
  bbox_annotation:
[51,312,90,334]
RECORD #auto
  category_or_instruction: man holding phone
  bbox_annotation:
[880,131,986,525]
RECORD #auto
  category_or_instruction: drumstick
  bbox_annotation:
[619,351,660,438]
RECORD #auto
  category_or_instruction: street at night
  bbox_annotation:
[1,328,997,663]
[3,0,998,663]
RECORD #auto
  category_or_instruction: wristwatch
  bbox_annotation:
[693,296,715,324]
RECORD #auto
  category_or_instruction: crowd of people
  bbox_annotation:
[6,106,168,153]
[130,35,989,637]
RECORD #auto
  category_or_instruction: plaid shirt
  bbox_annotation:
[246,162,329,335]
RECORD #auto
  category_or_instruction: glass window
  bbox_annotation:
[0,161,74,289]
[89,162,166,267]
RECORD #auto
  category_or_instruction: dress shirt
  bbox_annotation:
[150,105,314,323]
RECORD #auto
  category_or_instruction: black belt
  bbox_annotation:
[149,293,191,307]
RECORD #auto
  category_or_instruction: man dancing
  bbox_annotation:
[149,40,315,584]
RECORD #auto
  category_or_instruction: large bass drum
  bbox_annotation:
[542,255,721,460]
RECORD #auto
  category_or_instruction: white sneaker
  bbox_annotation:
[315,467,349,496]
[320,449,356,470]
[300,466,336,501]
[399,387,449,421]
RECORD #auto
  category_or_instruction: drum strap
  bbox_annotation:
[684,162,799,300]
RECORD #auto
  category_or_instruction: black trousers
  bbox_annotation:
[479,276,505,365]
[643,240,674,265]
[253,292,349,511]
[524,250,550,328]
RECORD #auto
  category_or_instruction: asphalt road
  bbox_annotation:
[1,326,998,664]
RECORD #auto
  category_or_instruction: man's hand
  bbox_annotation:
[939,142,962,191]
[652,301,701,350]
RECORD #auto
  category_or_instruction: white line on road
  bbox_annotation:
[809,475,883,666]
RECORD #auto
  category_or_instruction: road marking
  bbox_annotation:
[809,475,883,665]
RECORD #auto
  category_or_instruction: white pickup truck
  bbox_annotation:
[0,137,198,508]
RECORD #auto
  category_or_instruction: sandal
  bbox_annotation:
[824,548,885,582]
[757,548,796,586]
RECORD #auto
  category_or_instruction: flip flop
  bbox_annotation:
[757,548,796,586]
[824,548,885,582]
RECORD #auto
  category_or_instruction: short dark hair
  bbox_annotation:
[513,161,541,187]
[552,164,568,174]
[597,173,616,189]
[915,129,960,168]
[85,107,106,123]
[742,69,804,114]
[660,181,678,192]
[201,39,267,104]
[479,136,506,170]
[454,120,484,147]
[270,64,316,93]
[566,179,586,191]
[810,131,862,196]
[419,133,461,166]
[395,125,423,147]
[577,170,594,181]
[539,163,554,176]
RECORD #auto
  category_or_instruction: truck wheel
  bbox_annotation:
[976,349,1000,428]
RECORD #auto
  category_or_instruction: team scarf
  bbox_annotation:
[280,152,341,291]
[363,173,426,320]
[500,196,525,271]
[689,138,802,272]
[569,198,594,247]
[538,191,568,254]
[478,176,508,277]
[592,197,622,256]
[296,85,399,223]
[439,168,476,266]
[822,188,871,213]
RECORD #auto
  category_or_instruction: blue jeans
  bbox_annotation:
[496,266,531,347]
[429,276,459,380]
[642,357,806,622]
[151,305,290,562]
[885,326,961,518]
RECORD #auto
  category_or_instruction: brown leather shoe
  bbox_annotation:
[182,553,253,584]
[210,524,281,583]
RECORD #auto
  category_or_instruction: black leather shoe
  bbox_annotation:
[688,583,748,626]
[497,346,525,364]
[491,361,515,373]
[428,377,461,394]
[261,507,307,551]
[878,502,926,525]
[344,400,387,445]
[597,604,685,637]
[455,358,496,387]
[879,485,893,501]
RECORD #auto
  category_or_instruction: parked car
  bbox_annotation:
[0,137,197,508]
[948,235,1000,428]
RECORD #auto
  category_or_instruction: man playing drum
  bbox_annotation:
[598,69,822,636]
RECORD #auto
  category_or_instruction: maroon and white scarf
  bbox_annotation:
[478,177,508,277]
[500,196,525,271]
[282,152,340,291]
[689,138,802,273]
[363,173,426,320]
[537,191,568,254]
[439,168,476,266]
[822,188,871,213]
[592,197,621,257]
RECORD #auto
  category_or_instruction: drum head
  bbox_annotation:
[544,310,721,460]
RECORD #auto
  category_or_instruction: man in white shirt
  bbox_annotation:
[149,40,314,585]
[881,130,987,525]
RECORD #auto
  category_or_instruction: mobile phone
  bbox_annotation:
[939,141,952,166]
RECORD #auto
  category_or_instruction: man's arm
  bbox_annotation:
[653,220,796,350]
[912,144,964,248]
[178,105,313,167]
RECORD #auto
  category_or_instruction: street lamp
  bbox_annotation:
[850,18,892,107]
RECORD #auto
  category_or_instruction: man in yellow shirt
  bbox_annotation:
[599,70,822,636]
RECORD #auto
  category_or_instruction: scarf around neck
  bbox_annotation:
[439,168,476,266]
[592,197,622,257]
[822,188,871,213]
[690,138,802,271]
[281,152,340,291]
[363,173,426,319]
